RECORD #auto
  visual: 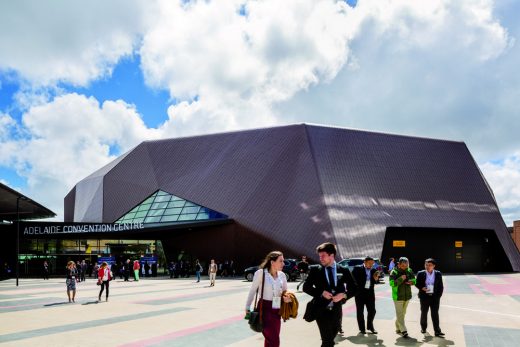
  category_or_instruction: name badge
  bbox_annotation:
[427,284,434,293]
[365,281,370,289]
[272,296,281,309]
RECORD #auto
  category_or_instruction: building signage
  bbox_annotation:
[21,222,145,236]
[393,240,406,247]
[455,241,463,248]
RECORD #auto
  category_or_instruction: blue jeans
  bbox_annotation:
[196,271,201,282]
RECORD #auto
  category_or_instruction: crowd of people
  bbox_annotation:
[246,243,445,347]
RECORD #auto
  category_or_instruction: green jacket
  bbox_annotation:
[389,267,416,301]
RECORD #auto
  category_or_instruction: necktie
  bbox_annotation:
[326,266,334,289]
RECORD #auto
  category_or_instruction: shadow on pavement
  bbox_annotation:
[345,333,387,346]
[43,302,70,307]
[82,301,101,305]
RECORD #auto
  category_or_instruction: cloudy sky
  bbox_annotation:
[0,0,519,224]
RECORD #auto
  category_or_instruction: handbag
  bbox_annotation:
[303,298,317,322]
[248,270,265,333]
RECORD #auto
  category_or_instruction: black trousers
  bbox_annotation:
[99,280,110,299]
[316,305,342,347]
[355,292,376,331]
[420,295,441,333]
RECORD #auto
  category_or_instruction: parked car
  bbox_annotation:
[244,258,300,282]
[338,257,385,282]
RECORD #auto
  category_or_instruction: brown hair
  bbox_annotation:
[316,242,337,255]
[100,262,108,269]
[259,251,283,271]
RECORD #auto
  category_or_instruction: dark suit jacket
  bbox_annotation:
[303,263,357,310]
[352,265,377,298]
[415,270,444,299]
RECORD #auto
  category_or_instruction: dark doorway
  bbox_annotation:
[381,227,512,273]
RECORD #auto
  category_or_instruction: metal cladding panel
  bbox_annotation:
[63,187,75,222]
[306,125,520,271]
[73,176,103,222]
[102,143,159,222]
[106,124,331,258]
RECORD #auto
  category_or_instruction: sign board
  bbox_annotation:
[455,241,463,248]
[393,240,406,247]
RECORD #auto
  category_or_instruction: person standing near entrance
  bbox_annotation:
[65,261,78,303]
[209,259,217,286]
[43,260,50,280]
[195,260,202,283]
[97,262,112,302]
[415,258,445,337]
[80,260,87,282]
[389,257,416,338]
[124,259,131,281]
[133,260,140,281]
[352,256,380,334]
[303,243,357,347]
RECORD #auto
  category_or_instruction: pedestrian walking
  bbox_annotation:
[209,259,217,286]
[415,258,445,337]
[65,261,78,303]
[303,243,357,347]
[195,260,202,283]
[389,257,416,338]
[352,256,380,334]
[245,251,292,347]
[296,255,309,291]
[97,262,112,302]
[388,258,396,273]
[133,260,140,281]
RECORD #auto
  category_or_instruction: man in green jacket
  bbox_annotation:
[389,257,416,338]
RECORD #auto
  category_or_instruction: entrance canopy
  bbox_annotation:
[0,182,56,221]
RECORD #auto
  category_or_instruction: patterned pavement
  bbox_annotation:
[0,273,519,346]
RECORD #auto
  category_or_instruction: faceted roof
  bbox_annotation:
[64,124,520,271]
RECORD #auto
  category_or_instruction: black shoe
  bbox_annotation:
[338,328,344,334]
[435,332,445,337]
[368,329,378,334]
[421,329,427,334]
[402,331,409,338]
[359,330,366,334]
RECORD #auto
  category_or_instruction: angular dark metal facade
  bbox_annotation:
[64,124,520,271]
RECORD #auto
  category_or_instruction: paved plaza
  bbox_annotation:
[1,273,519,347]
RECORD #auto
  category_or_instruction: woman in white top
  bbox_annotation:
[246,251,291,347]
[97,262,112,302]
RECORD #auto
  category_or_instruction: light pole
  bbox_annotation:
[16,196,20,287]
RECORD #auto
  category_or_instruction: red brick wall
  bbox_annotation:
[513,221,520,251]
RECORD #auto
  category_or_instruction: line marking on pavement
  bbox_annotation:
[0,306,192,343]
[118,315,244,347]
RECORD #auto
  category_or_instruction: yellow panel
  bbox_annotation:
[393,240,406,247]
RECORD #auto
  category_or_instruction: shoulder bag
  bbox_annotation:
[248,270,266,332]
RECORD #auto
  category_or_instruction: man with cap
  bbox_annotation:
[389,257,416,338]
[352,256,380,334]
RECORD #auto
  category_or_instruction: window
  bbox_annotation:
[115,190,227,225]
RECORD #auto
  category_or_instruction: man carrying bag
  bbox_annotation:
[303,243,357,347]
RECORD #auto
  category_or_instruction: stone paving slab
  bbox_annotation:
[0,274,519,346]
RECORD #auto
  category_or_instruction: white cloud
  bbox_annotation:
[481,155,520,225]
[0,0,150,86]
[1,0,519,223]
[1,93,160,218]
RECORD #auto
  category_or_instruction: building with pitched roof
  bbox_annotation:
[62,124,520,272]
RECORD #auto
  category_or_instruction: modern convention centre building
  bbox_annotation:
[3,124,520,274]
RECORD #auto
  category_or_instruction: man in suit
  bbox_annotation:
[303,242,357,347]
[415,258,445,337]
[352,256,380,334]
